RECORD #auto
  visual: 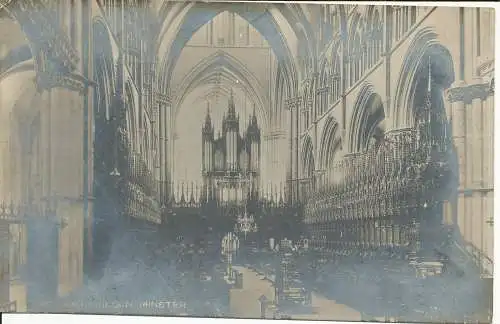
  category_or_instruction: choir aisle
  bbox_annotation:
[229,265,362,321]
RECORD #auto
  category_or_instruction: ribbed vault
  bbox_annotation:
[172,50,270,131]
[153,1,318,99]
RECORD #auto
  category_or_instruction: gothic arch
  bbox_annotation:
[317,57,330,116]
[0,5,50,210]
[92,21,116,122]
[273,63,287,129]
[319,4,349,65]
[0,68,41,203]
[282,3,317,76]
[154,2,301,99]
[89,19,122,278]
[348,83,385,153]
[172,51,270,130]
[301,135,315,179]
[364,7,384,67]
[392,27,455,129]
[319,116,341,169]
[0,6,41,75]
[347,10,366,87]
[325,39,342,105]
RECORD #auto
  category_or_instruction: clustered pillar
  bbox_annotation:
[446,79,494,275]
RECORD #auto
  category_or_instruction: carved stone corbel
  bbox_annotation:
[155,92,172,106]
[446,82,491,104]
[36,71,96,94]
[285,97,302,111]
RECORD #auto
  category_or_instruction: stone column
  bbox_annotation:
[264,130,286,189]
[447,80,493,272]
[36,71,93,298]
[156,92,171,203]
[166,103,174,196]
[463,96,474,244]
[447,82,467,239]
[482,83,494,274]
[312,74,320,171]
[157,98,165,204]
[285,98,297,202]
[441,94,454,226]
[470,96,483,255]
[294,100,300,200]
[277,131,287,187]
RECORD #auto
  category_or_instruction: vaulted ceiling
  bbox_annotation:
[152,1,321,98]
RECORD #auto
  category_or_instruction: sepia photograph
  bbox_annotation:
[0,1,496,323]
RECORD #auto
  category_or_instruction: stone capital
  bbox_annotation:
[476,56,494,77]
[36,71,96,94]
[331,74,341,82]
[316,86,329,94]
[155,92,172,106]
[263,130,287,140]
[285,96,302,111]
[300,107,310,114]
[446,81,492,104]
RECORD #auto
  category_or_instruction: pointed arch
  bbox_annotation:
[92,19,117,168]
[348,83,385,153]
[172,51,270,131]
[92,21,116,121]
[326,38,342,105]
[155,2,301,99]
[317,57,330,116]
[347,10,366,87]
[301,134,315,178]
[392,27,455,129]
[319,116,341,169]
[0,6,41,75]
[348,9,363,37]
[282,3,317,75]
[273,62,288,129]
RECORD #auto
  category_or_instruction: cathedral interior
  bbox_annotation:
[0,1,496,322]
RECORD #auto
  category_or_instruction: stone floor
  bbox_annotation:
[229,265,362,321]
